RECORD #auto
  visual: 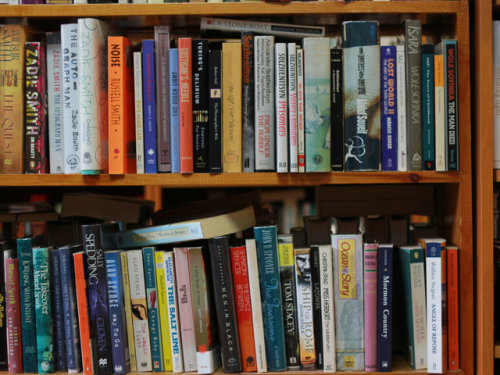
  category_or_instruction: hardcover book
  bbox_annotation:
[178,38,194,173]
[50,248,68,371]
[142,39,158,174]
[330,47,344,171]
[381,45,398,171]
[154,251,172,371]
[242,32,255,172]
[364,243,378,372]
[193,39,210,173]
[133,51,145,174]
[377,244,393,372]
[318,245,336,372]
[5,249,23,374]
[421,44,435,171]
[169,48,181,173]
[208,48,222,173]
[275,42,288,173]
[120,252,137,372]
[288,42,298,173]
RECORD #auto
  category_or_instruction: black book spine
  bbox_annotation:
[193,39,210,173]
[330,48,344,171]
[208,236,242,373]
[445,42,458,171]
[242,32,255,172]
[82,224,113,375]
[310,246,323,369]
[208,49,222,172]
[377,245,393,372]
[0,249,7,370]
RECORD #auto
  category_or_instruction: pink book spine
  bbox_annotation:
[363,244,378,372]
[5,257,22,374]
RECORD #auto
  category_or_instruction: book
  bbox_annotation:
[275,42,288,172]
[331,234,364,371]
[154,251,173,371]
[330,47,343,172]
[178,37,193,174]
[318,245,335,372]
[421,44,435,171]
[495,21,500,169]
[193,39,210,173]
[133,51,145,174]
[142,39,158,174]
[343,21,380,171]
[446,246,459,370]
[377,244,393,372]
[396,44,407,172]
[381,45,397,171]
[78,18,110,174]
[364,243,378,372]
[304,37,331,172]
[441,246,448,373]
[242,32,255,173]
[208,47,222,173]
[296,48,305,172]
[434,53,446,172]
[5,249,22,373]
[0,249,6,371]
[169,48,181,173]
[50,248,68,371]
[288,42,298,173]
[310,246,323,369]
[120,252,137,372]
[24,41,48,174]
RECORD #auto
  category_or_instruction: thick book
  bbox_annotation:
[288,42,298,173]
[318,245,335,372]
[446,246,459,370]
[17,238,37,373]
[164,252,183,373]
[242,32,255,172]
[310,246,323,369]
[193,39,210,173]
[381,45,398,171]
[377,244,393,372]
[50,248,68,371]
[396,44,407,172]
[254,225,287,371]
[343,21,380,171]
[331,234,364,371]
[208,48,222,173]
[154,251,172,371]
[0,249,6,371]
[178,38,194,173]
[133,51,145,174]
[120,252,137,372]
[275,42,288,172]
[297,48,305,172]
[5,249,22,373]
[330,47,344,172]
[422,44,435,171]
[364,243,378,372]
[208,237,242,372]
[46,32,64,174]
[142,39,158,174]
[169,48,181,173]
[24,41,48,174]
[434,54,446,172]
[78,18,110,174]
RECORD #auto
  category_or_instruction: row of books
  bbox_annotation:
[0,17,458,175]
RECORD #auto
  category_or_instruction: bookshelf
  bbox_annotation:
[0,1,473,374]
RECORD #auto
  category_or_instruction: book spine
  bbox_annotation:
[405,19,422,171]
[426,241,443,373]
[275,42,288,173]
[169,48,181,173]
[142,40,158,174]
[254,226,286,371]
[441,249,448,373]
[78,18,109,174]
[154,26,171,172]
[330,48,344,171]
[434,54,446,171]
[444,40,458,171]
[143,247,163,371]
[120,252,137,372]
[377,245,393,372]
[32,247,53,373]
[5,252,22,374]
[495,21,500,168]
[47,32,64,174]
[154,251,173,371]
[318,245,335,372]
[164,252,183,373]
[0,250,7,371]
[396,44,407,171]
[422,45,435,171]
[304,37,331,172]
[381,46,398,171]
[133,51,145,174]
[208,237,242,372]
[17,238,37,373]
[24,41,48,174]
[310,246,323,369]
[254,36,275,171]
[288,43,298,173]
[193,39,210,173]
[208,48,222,173]
[363,243,378,372]
[50,248,68,371]
[172,248,197,372]
[242,33,255,172]
[447,247,459,370]
[296,48,305,172]
[178,38,194,174]
[61,24,81,174]
[222,42,243,173]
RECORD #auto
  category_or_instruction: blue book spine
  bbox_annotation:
[17,238,37,373]
[381,46,398,171]
[253,225,287,371]
[59,245,82,373]
[143,247,163,371]
[105,251,130,375]
[169,48,180,173]
[143,39,158,174]
[422,44,435,170]
[376,244,393,372]
[50,248,68,371]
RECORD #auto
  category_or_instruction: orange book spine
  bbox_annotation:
[108,36,136,174]
[73,252,93,375]
[178,38,193,174]
[441,248,448,372]
[446,246,459,370]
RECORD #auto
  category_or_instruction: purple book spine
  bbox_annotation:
[364,244,378,372]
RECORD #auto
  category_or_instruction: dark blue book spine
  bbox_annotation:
[381,46,398,171]
[422,44,435,171]
[17,238,37,373]
[377,244,393,372]
[254,225,287,371]
[105,251,130,375]
[142,39,158,174]
[169,48,180,173]
[50,247,68,371]
[59,245,82,373]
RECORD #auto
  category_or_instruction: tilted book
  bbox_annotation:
[377,244,393,372]
[421,44,435,171]
[164,252,183,373]
[242,32,255,172]
[178,38,194,173]
[275,42,288,173]
[381,45,398,171]
[50,248,68,371]
[154,251,173,371]
[193,39,210,173]
[363,243,378,372]
[142,40,158,174]
[5,249,23,373]
[133,51,145,174]
[208,48,222,173]
[318,245,336,372]
[169,48,181,173]
[120,252,137,372]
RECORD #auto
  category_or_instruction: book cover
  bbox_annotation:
[396,44,407,172]
[193,39,210,173]
[434,54,446,171]
[343,21,380,171]
[288,42,298,173]
[120,251,137,372]
[178,37,194,174]
[133,50,145,174]
[318,245,335,372]
[275,42,288,172]
[446,246,459,370]
[254,225,287,371]
[208,48,222,173]
[142,39,158,174]
[304,37,331,172]
[0,247,8,371]
[5,249,22,374]
[296,48,305,172]
[24,41,48,174]
[330,47,344,172]
[422,44,435,171]
[78,18,110,174]
[310,246,323,369]
[363,243,378,372]
[50,248,68,371]
[208,237,242,372]
[381,45,398,171]
[169,48,181,173]
[154,251,172,371]
[331,234,364,371]
[377,244,393,372]
[242,32,255,172]
[46,32,64,174]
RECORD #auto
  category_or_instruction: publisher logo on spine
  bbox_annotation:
[337,239,356,300]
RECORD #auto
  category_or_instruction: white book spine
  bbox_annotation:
[319,245,336,372]
[396,45,408,172]
[61,24,81,174]
[245,239,267,373]
[133,51,145,174]
[410,252,427,369]
[164,252,184,373]
[288,43,298,173]
[8,0,18,5]
[78,18,109,174]
[254,36,275,171]
[118,0,128,3]
[494,21,500,168]
[73,0,87,4]
[127,250,153,372]
[425,244,442,374]
[296,48,305,173]
[47,36,64,174]
[434,55,446,172]
[275,43,288,173]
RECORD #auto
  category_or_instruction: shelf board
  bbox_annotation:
[494,169,500,182]
[0,1,461,18]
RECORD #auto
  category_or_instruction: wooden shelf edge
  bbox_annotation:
[0,372,465,375]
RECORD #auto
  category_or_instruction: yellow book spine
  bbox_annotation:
[155,251,173,371]
[120,252,137,372]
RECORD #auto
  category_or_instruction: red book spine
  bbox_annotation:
[441,248,448,372]
[178,38,193,174]
[5,257,22,374]
[230,246,257,372]
[447,247,459,370]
